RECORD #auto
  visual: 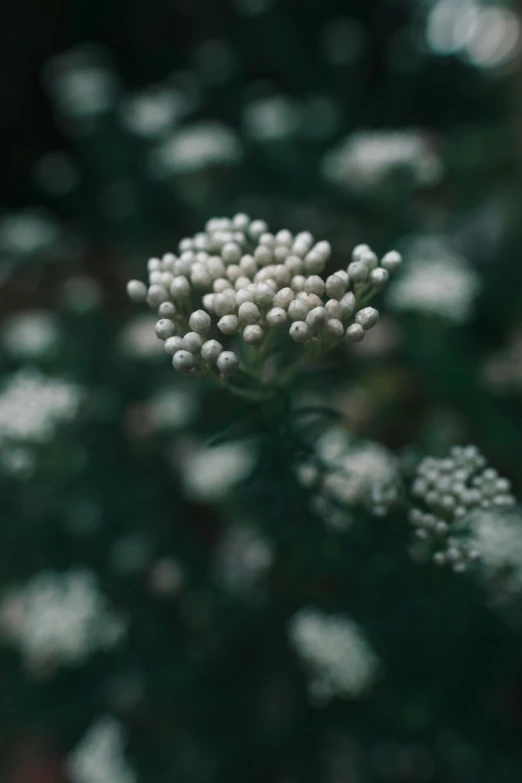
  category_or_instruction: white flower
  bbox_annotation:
[67,717,136,783]
[44,46,118,119]
[0,369,81,444]
[388,236,480,322]
[1,311,60,357]
[214,525,273,593]
[150,122,242,175]
[288,607,380,702]
[175,440,257,502]
[468,510,522,592]
[322,130,442,190]
[242,95,300,142]
[0,209,62,258]
[118,314,164,358]
[0,570,126,670]
[120,87,187,138]
[147,387,198,431]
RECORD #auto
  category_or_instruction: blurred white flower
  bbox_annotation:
[118,314,164,359]
[322,130,442,190]
[176,440,257,502]
[214,525,273,593]
[68,717,136,783]
[44,46,118,119]
[388,236,480,322]
[120,87,187,138]
[150,121,242,176]
[469,510,522,592]
[288,607,380,702]
[0,570,126,670]
[1,311,60,358]
[148,386,198,431]
[0,209,62,259]
[243,95,300,142]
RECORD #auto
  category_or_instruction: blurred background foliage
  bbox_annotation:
[1,0,522,781]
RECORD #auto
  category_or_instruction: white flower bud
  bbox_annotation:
[381,250,402,274]
[172,350,195,373]
[148,257,162,272]
[335,269,349,284]
[238,302,261,325]
[194,233,209,251]
[201,339,223,362]
[170,277,191,301]
[255,283,274,307]
[203,293,215,311]
[359,249,378,270]
[307,293,323,309]
[352,244,371,262]
[161,272,174,288]
[291,275,306,293]
[147,284,169,307]
[240,254,257,277]
[274,287,294,309]
[276,229,293,245]
[275,265,291,286]
[233,213,250,230]
[254,246,273,266]
[325,274,346,299]
[285,255,304,275]
[324,318,344,339]
[164,335,184,356]
[288,299,310,321]
[260,232,274,246]
[213,278,231,293]
[190,263,212,288]
[162,253,176,271]
[289,321,310,343]
[347,323,365,342]
[218,315,240,335]
[266,307,287,327]
[213,293,236,317]
[221,243,241,264]
[127,280,148,302]
[274,245,289,262]
[325,299,343,319]
[236,288,255,306]
[235,276,251,290]
[249,219,268,240]
[149,271,163,284]
[356,306,379,330]
[207,256,226,278]
[340,292,356,319]
[189,309,212,333]
[304,275,325,297]
[304,250,325,275]
[217,350,239,375]
[183,332,204,352]
[155,319,177,340]
[178,237,193,252]
[347,261,369,283]
[243,324,264,345]
[370,268,389,288]
[306,306,327,330]
[158,301,176,318]
[226,265,242,283]
[314,240,331,261]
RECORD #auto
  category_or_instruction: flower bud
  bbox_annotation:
[243,324,264,345]
[155,319,177,340]
[324,318,344,339]
[217,351,239,375]
[381,250,402,274]
[274,287,294,309]
[127,280,147,302]
[347,323,365,342]
[238,302,261,325]
[172,350,195,373]
[339,292,356,319]
[201,339,223,362]
[189,309,212,333]
[218,315,240,335]
[289,321,310,343]
[347,261,368,283]
[266,307,287,327]
[182,332,204,352]
[170,277,191,301]
[370,268,389,288]
[304,275,325,297]
[164,336,184,355]
[158,301,176,318]
[288,299,310,321]
[325,274,346,299]
[147,284,169,307]
[355,307,379,330]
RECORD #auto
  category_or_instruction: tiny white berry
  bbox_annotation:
[127,280,148,302]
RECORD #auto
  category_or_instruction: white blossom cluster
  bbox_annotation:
[0,208,63,261]
[150,122,242,176]
[467,510,522,595]
[288,607,380,702]
[214,525,273,594]
[297,427,400,524]
[174,440,257,502]
[1,310,60,358]
[0,570,126,671]
[67,717,136,783]
[409,446,516,571]
[322,130,442,191]
[388,236,480,323]
[126,215,402,386]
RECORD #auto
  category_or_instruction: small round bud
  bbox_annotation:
[291,275,306,292]
[370,268,389,288]
[218,315,240,335]
[266,307,287,327]
[207,256,226,278]
[127,280,148,302]
[200,339,223,362]
[304,275,325,297]
[339,292,356,319]
[381,250,402,274]
[359,249,378,270]
[164,336,184,355]
[233,213,250,230]
[254,283,274,307]
[240,254,257,277]
[235,289,255,306]
[275,265,291,286]
[304,250,326,275]
[172,350,195,373]
[355,306,379,330]
[285,255,304,275]
[148,257,162,272]
[274,245,289,263]
[243,324,264,345]
[325,299,342,319]
[226,265,242,283]
[158,301,176,318]
[203,293,215,311]
[213,293,236,317]
[306,306,327,330]
[162,253,176,271]
[155,319,176,340]
[288,299,310,321]
[147,284,168,307]
[346,323,365,342]
[433,552,446,566]
[217,351,239,376]
[221,243,241,264]
[259,232,275,247]
[190,264,211,288]
[347,261,369,283]
[170,277,191,301]
[235,276,251,290]
[238,302,261,325]
[352,244,371,263]
[307,293,323,309]
[276,229,293,245]
[189,309,212,333]
[325,274,346,299]
[249,220,268,240]
[149,271,163,284]
[178,238,193,252]
[212,278,230,294]
[274,287,294,309]
[289,321,310,343]
[324,318,344,339]
[182,332,204,352]
[161,272,174,288]
[254,246,273,266]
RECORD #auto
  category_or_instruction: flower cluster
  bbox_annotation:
[409,445,516,571]
[288,607,380,703]
[67,717,136,783]
[126,215,402,389]
[213,525,273,595]
[0,569,126,672]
